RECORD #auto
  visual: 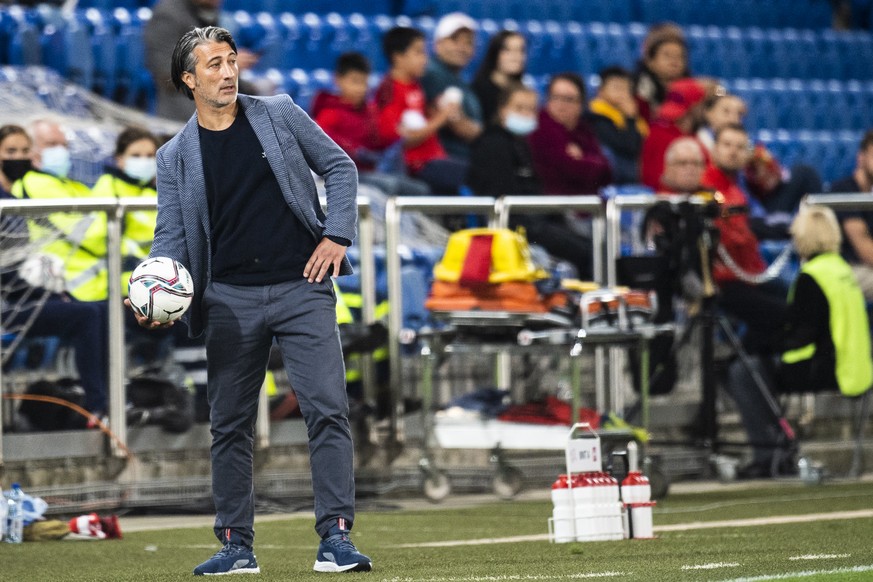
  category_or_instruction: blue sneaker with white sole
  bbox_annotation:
[313,533,372,573]
[193,543,260,576]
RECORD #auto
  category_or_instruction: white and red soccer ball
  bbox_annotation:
[128,257,194,324]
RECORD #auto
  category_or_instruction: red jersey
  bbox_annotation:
[311,91,384,171]
[700,165,767,285]
[374,77,445,173]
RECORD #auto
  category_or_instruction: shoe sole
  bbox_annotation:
[196,567,261,576]
[313,560,372,573]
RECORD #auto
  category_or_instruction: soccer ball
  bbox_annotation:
[128,257,194,323]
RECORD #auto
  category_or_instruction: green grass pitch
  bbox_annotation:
[2,480,872,581]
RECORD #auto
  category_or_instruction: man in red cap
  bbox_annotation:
[640,77,708,190]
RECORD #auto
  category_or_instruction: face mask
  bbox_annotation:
[1,159,32,183]
[123,156,157,184]
[40,145,71,178]
[504,113,538,136]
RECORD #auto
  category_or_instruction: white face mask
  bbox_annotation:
[504,113,538,136]
[40,145,71,178]
[123,156,157,184]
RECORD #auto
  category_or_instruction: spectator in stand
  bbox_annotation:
[633,23,689,123]
[467,84,594,278]
[145,0,261,121]
[587,66,649,185]
[640,77,708,191]
[312,52,385,172]
[374,26,468,195]
[420,12,483,160]
[471,30,527,124]
[700,124,787,355]
[744,144,822,216]
[0,124,31,197]
[696,93,747,154]
[312,52,430,197]
[91,127,160,267]
[659,136,707,194]
[830,129,873,300]
[528,72,611,196]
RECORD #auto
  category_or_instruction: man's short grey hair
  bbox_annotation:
[171,26,238,100]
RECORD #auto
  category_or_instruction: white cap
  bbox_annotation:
[434,12,477,42]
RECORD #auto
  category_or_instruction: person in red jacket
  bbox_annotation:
[311,52,385,171]
[640,77,708,191]
[700,123,787,356]
[528,72,611,195]
[373,26,468,195]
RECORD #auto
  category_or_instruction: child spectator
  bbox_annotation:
[374,26,468,195]
[311,52,385,172]
[586,66,649,184]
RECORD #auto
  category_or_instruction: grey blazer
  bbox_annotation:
[150,93,358,337]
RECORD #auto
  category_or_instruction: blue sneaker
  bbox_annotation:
[193,543,260,576]
[313,533,372,572]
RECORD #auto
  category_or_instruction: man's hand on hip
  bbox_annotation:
[305,238,346,283]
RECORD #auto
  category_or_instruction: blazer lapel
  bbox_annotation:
[241,96,298,208]
[178,117,210,237]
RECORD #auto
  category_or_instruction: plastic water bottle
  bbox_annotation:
[0,483,6,541]
[550,475,574,543]
[5,483,24,543]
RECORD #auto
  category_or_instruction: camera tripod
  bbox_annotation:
[633,198,798,478]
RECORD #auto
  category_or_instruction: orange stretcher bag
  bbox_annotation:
[426,228,553,313]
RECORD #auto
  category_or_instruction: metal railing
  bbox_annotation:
[0,197,375,465]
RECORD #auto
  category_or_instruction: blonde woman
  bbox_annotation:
[731,204,872,479]
[781,204,872,397]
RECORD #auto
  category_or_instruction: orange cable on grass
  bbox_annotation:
[2,393,133,459]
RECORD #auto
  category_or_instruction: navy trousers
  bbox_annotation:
[202,278,354,547]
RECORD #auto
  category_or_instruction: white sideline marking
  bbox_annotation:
[397,509,873,548]
[720,564,873,581]
[681,562,740,570]
[398,534,549,548]
[654,509,873,533]
[379,575,623,582]
[788,554,850,561]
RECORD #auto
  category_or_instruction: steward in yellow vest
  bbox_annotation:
[781,205,872,397]
[781,252,873,396]
[11,169,108,302]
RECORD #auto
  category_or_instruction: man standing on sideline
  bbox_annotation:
[128,26,371,575]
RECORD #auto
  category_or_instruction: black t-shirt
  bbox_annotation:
[829,175,872,264]
[199,106,316,285]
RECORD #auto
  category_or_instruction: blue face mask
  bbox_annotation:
[504,113,538,136]
[40,145,71,178]
[123,156,157,184]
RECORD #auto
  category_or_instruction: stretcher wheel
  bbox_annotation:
[492,466,524,500]
[422,470,451,502]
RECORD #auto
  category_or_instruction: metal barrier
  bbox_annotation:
[805,192,873,211]
[0,197,375,465]
[384,195,607,444]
